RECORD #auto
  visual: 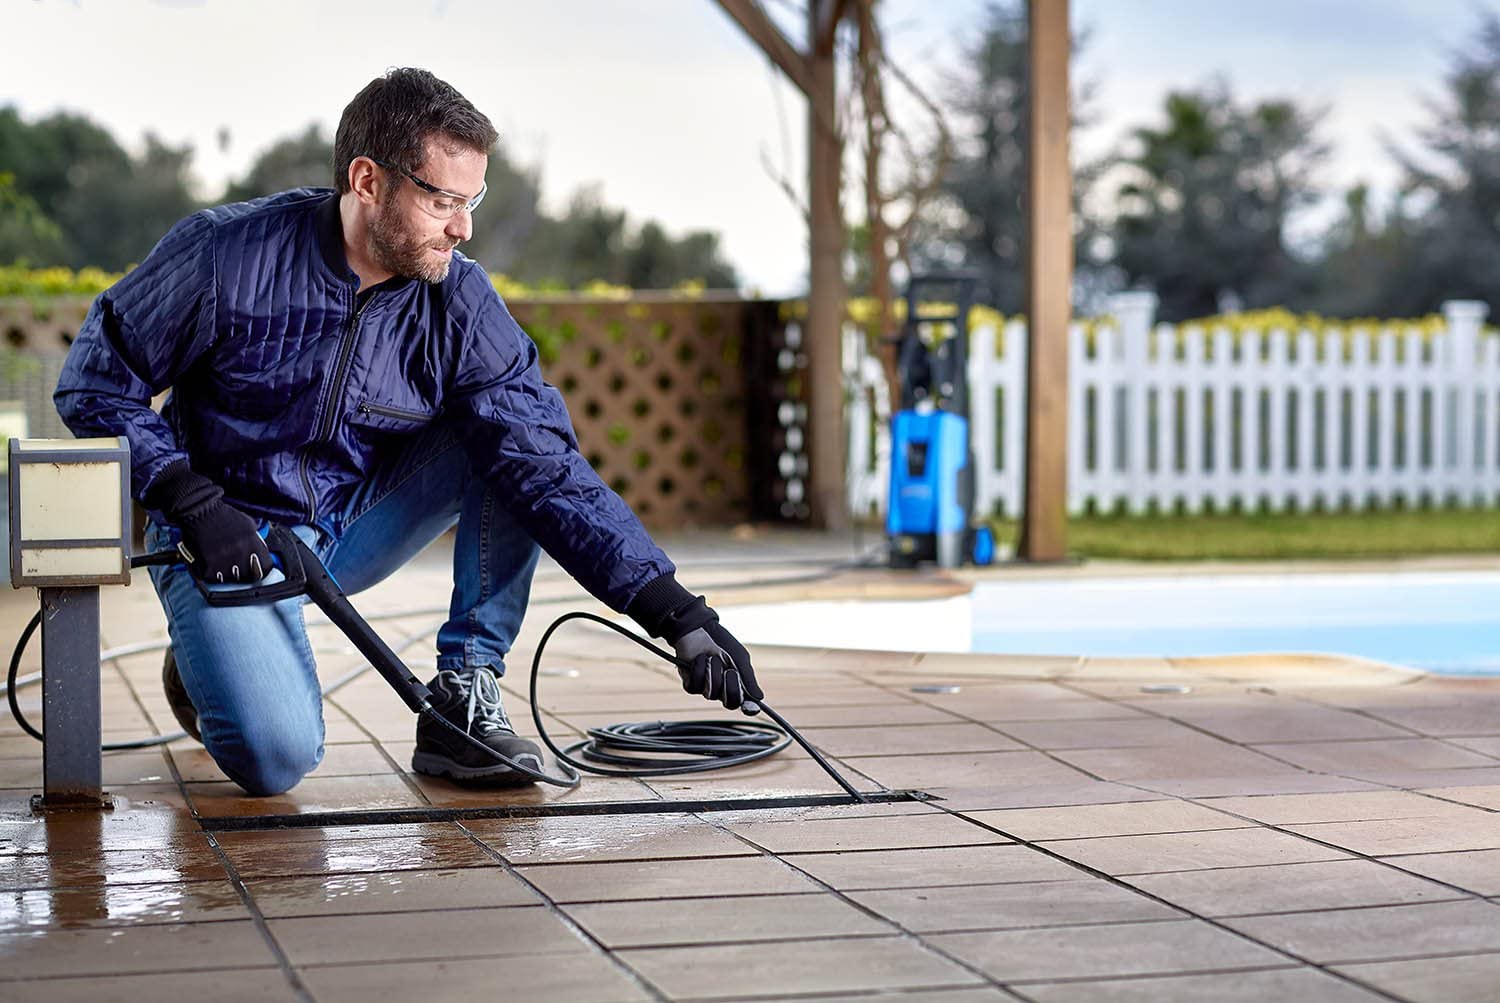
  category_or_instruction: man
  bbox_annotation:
[55,68,761,796]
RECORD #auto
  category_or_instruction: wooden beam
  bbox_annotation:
[715,0,813,97]
[813,0,848,56]
[804,0,849,529]
[1019,0,1071,562]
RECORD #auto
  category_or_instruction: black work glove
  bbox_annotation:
[627,574,764,714]
[146,462,272,584]
[671,619,763,714]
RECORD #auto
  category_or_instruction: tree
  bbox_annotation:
[457,144,546,276]
[912,1,1098,314]
[222,124,333,202]
[845,0,953,334]
[0,107,129,225]
[0,106,200,269]
[0,172,64,265]
[1369,10,1500,316]
[511,185,738,289]
[1110,84,1327,321]
[53,133,201,270]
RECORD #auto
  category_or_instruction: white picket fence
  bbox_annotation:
[846,294,1500,518]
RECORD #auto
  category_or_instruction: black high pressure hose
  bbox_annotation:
[5,545,872,801]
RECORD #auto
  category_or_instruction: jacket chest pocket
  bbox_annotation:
[349,398,439,431]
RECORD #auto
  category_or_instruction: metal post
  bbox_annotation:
[38,586,105,808]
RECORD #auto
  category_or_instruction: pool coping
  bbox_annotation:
[702,563,1434,689]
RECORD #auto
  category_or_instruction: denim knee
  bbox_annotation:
[213,723,322,797]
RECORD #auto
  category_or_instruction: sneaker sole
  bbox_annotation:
[161,649,203,744]
[411,750,544,787]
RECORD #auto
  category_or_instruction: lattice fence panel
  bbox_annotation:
[0,294,797,529]
[510,296,754,528]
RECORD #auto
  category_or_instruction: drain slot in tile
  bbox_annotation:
[198,790,935,832]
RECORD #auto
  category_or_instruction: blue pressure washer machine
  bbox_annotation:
[886,274,995,569]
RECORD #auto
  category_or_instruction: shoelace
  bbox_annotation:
[452,668,513,738]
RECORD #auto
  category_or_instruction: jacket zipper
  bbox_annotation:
[300,293,374,522]
[357,400,433,422]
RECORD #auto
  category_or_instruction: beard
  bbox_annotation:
[368,189,457,284]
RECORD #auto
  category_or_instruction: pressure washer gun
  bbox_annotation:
[138,524,433,711]
[135,523,869,800]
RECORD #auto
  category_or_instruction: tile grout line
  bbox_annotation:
[1033,680,1493,806]
[200,833,320,1003]
[146,744,319,1003]
[1228,681,1500,768]
[1173,799,1500,907]
[451,819,672,1003]
[932,803,1419,1002]
[864,679,1132,786]
[693,810,1016,997]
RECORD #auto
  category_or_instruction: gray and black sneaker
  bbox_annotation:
[412,667,544,786]
[161,647,202,743]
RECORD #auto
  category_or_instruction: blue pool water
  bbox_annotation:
[725,571,1500,676]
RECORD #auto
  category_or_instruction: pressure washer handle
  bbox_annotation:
[287,532,433,713]
[191,523,309,606]
[132,524,432,714]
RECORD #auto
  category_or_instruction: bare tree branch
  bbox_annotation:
[759,144,812,223]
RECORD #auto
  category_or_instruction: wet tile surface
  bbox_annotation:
[516,853,823,902]
[1038,826,1351,875]
[0,969,299,1002]
[267,904,592,965]
[847,878,1182,933]
[566,891,892,947]
[782,843,1085,889]
[465,813,756,863]
[620,936,984,998]
[1018,967,1389,1002]
[1123,857,1464,916]
[926,918,1286,982]
[0,919,276,977]
[724,810,1007,853]
[964,799,1251,840]
[1,880,250,929]
[1223,900,1500,964]
[1336,953,1500,1003]
[245,866,538,917]
[9,545,1500,1000]
[220,832,498,879]
[298,953,652,1003]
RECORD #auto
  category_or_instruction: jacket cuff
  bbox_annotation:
[627,573,711,640]
[142,461,222,522]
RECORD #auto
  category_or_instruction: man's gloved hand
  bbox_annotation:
[627,575,765,714]
[672,619,764,714]
[146,462,272,584]
[177,498,271,584]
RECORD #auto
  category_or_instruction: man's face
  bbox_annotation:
[368,139,486,284]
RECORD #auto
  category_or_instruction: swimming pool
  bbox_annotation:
[723,570,1500,676]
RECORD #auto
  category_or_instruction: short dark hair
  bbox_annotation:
[333,67,498,194]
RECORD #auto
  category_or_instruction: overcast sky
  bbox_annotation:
[0,0,1486,293]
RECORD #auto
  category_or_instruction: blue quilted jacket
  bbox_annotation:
[55,188,675,614]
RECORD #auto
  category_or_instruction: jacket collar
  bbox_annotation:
[314,190,415,295]
[315,192,358,284]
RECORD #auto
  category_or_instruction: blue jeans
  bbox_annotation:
[146,423,541,796]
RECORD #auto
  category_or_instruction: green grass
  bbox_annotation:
[985,507,1500,561]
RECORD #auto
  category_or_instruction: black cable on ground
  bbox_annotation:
[5,608,195,750]
[526,611,868,802]
[5,557,872,802]
[5,611,41,742]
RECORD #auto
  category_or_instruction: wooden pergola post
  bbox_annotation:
[715,0,850,530]
[1018,0,1071,561]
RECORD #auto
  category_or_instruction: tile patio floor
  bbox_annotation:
[2,528,1499,1001]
